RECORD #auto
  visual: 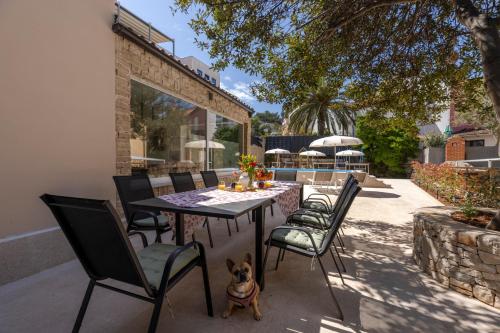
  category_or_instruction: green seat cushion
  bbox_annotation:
[289,209,330,228]
[132,214,170,228]
[302,201,330,213]
[271,227,327,252]
[137,243,199,289]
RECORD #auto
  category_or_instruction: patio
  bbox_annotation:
[1,179,499,332]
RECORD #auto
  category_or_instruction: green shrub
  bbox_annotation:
[356,117,419,177]
[422,133,446,148]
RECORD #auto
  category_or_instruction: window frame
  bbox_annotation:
[129,77,244,173]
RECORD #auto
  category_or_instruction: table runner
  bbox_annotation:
[160,181,301,239]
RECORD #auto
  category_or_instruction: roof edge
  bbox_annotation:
[112,22,255,115]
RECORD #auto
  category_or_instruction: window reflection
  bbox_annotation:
[208,113,243,169]
[130,80,206,175]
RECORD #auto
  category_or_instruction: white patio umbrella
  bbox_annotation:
[336,149,364,157]
[336,149,364,164]
[309,136,363,168]
[265,148,291,167]
[185,140,225,149]
[299,150,326,157]
[299,150,326,168]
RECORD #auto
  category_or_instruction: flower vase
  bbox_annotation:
[247,172,255,189]
[239,173,249,190]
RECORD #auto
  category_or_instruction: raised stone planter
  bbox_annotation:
[413,207,500,308]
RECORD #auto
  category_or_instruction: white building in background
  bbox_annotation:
[179,56,220,87]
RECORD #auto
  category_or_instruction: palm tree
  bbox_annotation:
[286,79,355,136]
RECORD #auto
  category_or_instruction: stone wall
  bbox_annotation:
[414,207,500,308]
[114,33,252,176]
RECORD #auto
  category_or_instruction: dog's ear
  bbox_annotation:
[244,253,252,266]
[226,259,235,272]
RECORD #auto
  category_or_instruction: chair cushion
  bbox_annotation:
[132,214,170,228]
[271,227,327,252]
[289,209,330,228]
[301,201,330,213]
[137,243,199,289]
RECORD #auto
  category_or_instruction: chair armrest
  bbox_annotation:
[157,241,201,292]
[302,199,330,213]
[286,211,328,230]
[128,231,148,248]
[130,210,160,229]
[306,193,333,207]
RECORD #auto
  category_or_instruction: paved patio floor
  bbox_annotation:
[1,179,499,332]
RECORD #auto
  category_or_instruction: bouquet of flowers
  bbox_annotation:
[239,154,258,188]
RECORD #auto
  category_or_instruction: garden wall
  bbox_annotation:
[414,207,500,308]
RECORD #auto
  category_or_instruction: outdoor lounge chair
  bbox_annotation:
[261,182,361,320]
[113,174,171,244]
[200,170,251,228]
[169,172,215,248]
[40,194,213,333]
[273,169,297,181]
[308,171,335,187]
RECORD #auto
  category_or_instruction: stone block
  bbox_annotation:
[477,234,500,255]
[449,271,475,285]
[495,295,500,309]
[478,251,500,265]
[472,285,495,306]
[457,230,483,247]
[450,283,473,296]
[483,272,500,281]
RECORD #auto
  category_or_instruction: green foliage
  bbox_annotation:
[286,78,355,136]
[356,117,419,177]
[252,111,282,136]
[174,0,496,124]
[412,162,499,208]
[460,194,478,219]
[422,133,446,148]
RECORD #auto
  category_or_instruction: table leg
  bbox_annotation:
[251,209,256,222]
[175,212,185,246]
[254,205,265,290]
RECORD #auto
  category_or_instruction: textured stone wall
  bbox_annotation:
[414,207,500,308]
[114,34,252,176]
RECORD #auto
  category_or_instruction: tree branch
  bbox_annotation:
[327,0,419,32]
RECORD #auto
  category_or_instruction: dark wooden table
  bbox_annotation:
[129,184,303,289]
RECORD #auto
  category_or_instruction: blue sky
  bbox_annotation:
[120,0,281,114]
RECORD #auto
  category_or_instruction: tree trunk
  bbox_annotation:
[317,109,326,136]
[454,0,500,124]
[454,0,500,219]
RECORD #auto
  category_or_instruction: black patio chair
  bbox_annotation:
[200,170,251,229]
[262,182,361,320]
[282,176,359,278]
[113,174,171,243]
[40,194,213,333]
[169,172,214,248]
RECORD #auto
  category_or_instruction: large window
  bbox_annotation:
[130,80,243,175]
[208,113,243,169]
[130,80,207,175]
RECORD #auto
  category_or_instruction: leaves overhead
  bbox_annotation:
[174,0,499,125]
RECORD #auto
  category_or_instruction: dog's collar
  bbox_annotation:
[226,281,257,308]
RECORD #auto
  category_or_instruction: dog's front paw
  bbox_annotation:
[253,312,262,321]
[222,311,230,319]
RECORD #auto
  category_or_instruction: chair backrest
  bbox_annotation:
[40,194,153,295]
[113,174,159,221]
[331,173,356,216]
[200,170,219,188]
[320,183,361,254]
[169,172,196,193]
[274,169,297,181]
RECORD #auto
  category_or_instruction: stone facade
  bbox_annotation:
[114,32,252,176]
[414,207,500,308]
